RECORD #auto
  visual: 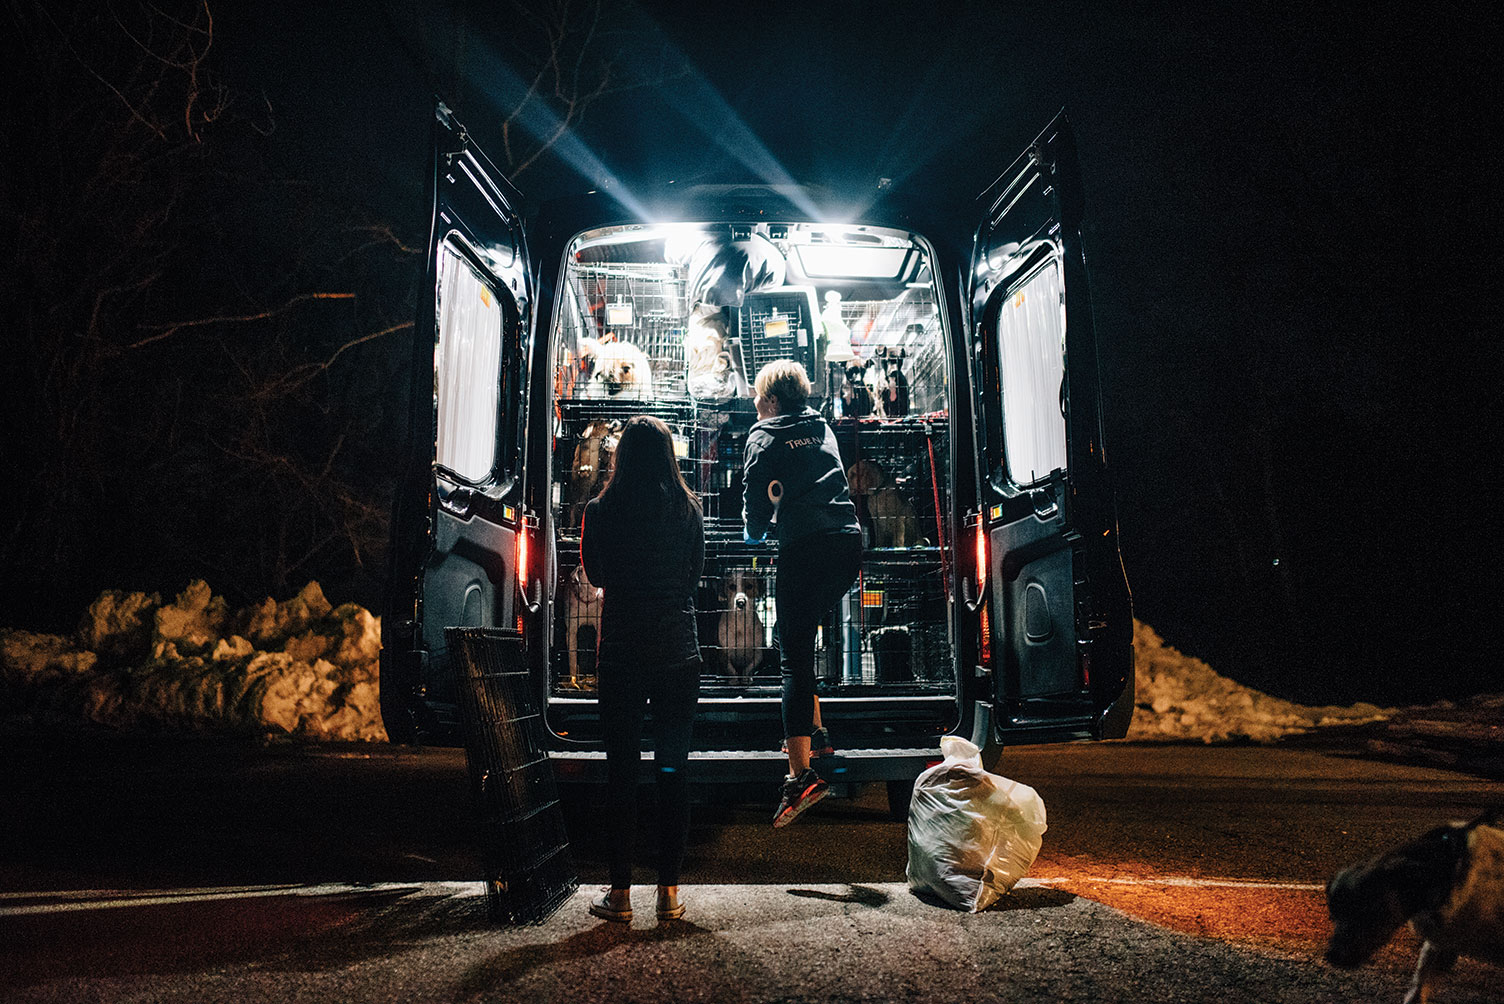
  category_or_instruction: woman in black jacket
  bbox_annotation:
[742,360,863,827]
[581,415,705,923]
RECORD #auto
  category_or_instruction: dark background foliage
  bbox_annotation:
[2,0,1499,706]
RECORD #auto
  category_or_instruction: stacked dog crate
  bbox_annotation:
[446,627,578,924]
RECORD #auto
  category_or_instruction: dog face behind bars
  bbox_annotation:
[586,340,655,398]
[716,570,766,681]
[1325,809,1504,1002]
[568,420,622,530]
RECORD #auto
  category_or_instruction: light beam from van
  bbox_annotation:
[651,74,825,221]
[620,9,826,221]
[463,42,652,221]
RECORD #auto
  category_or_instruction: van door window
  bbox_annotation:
[435,241,507,482]
[996,258,1066,487]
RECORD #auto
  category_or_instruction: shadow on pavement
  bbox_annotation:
[451,918,714,1000]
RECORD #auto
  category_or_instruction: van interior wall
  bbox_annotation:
[546,229,956,714]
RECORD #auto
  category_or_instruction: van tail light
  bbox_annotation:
[516,524,529,594]
[975,520,988,596]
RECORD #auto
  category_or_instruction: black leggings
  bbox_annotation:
[598,657,701,888]
[775,532,863,740]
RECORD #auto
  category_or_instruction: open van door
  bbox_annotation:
[965,114,1134,743]
[380,103,535,743]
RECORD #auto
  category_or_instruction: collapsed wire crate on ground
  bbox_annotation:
[447,627,578,925]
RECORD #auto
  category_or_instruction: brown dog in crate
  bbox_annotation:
[569,420,622,532]
[847,459,919,548]
[563,563,603,688]
[716,569,769,683]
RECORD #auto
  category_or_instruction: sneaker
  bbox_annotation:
[772,768,828,828]
[780,727,835,759]
[588,887,632,923]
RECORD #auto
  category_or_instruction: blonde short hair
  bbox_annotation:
[753,360,811,413]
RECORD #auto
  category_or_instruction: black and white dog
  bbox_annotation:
[1326,808,1504,1004]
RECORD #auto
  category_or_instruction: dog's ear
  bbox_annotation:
[1378,827,1467,917]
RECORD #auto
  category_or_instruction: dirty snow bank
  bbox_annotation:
[1126,621,1391,742]
[2,584,1402,745]
[0,581,384,741]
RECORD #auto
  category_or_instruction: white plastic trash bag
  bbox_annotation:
[905,736,1048,912]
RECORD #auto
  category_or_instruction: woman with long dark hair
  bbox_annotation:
[580,415,705,923]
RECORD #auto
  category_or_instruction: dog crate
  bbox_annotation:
[552,398,760,541]
[830,415,950,553]
[814,553,955,690]
[558,260,692,399]
[551,547,953,698]
[445,627,578,924]
[733,287,820,381]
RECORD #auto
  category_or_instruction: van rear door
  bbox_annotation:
[966,114,1134,742]
[381,104,534,743]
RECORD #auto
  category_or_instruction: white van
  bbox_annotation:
[380,104,1133,815]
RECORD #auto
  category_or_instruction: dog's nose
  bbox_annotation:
[734,593,748,610]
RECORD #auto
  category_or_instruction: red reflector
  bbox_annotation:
[979,599,992,665]
[925,759,942,768]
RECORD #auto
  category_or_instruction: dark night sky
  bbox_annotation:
[27,1,1504,705]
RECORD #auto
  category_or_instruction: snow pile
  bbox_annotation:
[0,581,385,741]
[1126,621,1391,742]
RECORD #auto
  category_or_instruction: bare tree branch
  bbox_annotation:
[126,292,357,349]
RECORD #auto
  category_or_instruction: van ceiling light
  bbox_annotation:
[795,245,909,279]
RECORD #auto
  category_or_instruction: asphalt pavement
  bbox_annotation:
[2,730,1501,1003]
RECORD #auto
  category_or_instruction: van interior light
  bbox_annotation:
[795,244,909,278]
[606,299,634,326]
[662,225,707,264]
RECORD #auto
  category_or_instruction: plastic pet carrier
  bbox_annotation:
[446,627,578,924]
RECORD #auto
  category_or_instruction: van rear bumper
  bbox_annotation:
[548,746,939,784]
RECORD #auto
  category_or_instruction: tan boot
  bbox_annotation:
[656,885,685,921]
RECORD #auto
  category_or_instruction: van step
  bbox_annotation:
[549,748,938,761]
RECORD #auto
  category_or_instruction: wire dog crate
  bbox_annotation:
[812,555,955,689]
[552,399,758,540]
[446,627,578,924]
[831,416,950,552]
[557,261,693,400]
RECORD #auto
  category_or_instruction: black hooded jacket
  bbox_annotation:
[582,492,704,666]
[742,407,862,546]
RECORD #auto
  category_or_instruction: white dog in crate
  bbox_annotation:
[579,337,654,398]
[717,570,766,683]
[565,564,603,686]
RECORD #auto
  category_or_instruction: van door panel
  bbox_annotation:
[380,104,531,744]
[969,114,1134,741]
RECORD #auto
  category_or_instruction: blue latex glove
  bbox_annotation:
[743,530,766,544]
